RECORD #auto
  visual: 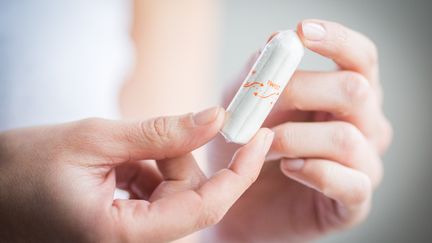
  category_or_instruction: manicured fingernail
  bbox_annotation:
[193,107,220,125]
[302,22,326,41]
[281,158,305,171]
[262,130,275,153]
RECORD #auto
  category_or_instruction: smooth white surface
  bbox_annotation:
[221,30,304,144]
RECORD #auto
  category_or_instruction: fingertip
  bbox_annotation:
[193,106,224,126]
[296,21,304,38]
[297,19,320,37]
[249,128,274,154]
[191,106,226,136]
[300,20,327,42]
[198,106,226,140]
[216,106,226,126]
[262,128,275,154]
[256,127,274,139]
[229,128,274,174]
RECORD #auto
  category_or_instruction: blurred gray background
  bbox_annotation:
[216,0,432,242]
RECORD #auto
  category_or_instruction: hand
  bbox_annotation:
[208,19,392,242]
[0,107,274,242]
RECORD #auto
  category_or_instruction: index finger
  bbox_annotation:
[297,19,379,84]
[67,107,225,165]
[111,128,274,242]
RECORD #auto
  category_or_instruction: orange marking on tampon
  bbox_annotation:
[254,92,280,99]
[267,80,280,90]
[243,81,262,88]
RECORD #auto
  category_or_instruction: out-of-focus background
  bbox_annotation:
[216,0,432,242]
[1,0,431,242]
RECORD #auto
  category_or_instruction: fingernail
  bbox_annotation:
[281,158,304,171]
[262,130,274,153]
[193,106,221,125]
[302,22,326,41]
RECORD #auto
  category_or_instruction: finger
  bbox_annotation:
[157,154,206,182]
[274,70,391,151]
[270,121,382,187]
[297,19,379,84]
[280,158,372,227]
[149,154,207,201]
[111,128,274,242]
[115,160,162,200]
[278,70,371,115]
[66,106,225,164]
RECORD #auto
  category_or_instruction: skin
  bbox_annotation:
[0,107,274,242]
[2,1,220,242]
[0,12,392,242]
[207,19,392,242]
[118,2,219,240]
[120,0,219,119]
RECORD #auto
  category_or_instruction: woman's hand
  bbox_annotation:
[0,107,274,242]
[209,19,392,242]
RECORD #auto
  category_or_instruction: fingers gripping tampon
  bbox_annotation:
[221,30,304,144]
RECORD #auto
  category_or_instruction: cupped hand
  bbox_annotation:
[209,19,392,242]
[0,107,274,242]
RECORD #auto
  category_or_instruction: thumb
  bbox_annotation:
[67,106,225,163]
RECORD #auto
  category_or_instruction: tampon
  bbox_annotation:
[221,30,304,144]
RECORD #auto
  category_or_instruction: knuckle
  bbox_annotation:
[274,128,294,156]
[152,116,171,139]
[372,160,384,188]
[343,203,371,229]
[321,22,349,52]
[317,164,334,193]
[68,118,108,147]
[245,170,260,186]
[62,118,118,161]
[141,116,173,145]
[366,38,379,65]
[76,118,107,132]
[199,206,224,228]
[331,123,363,161]
[285,72,301,101]
[334,22,349,45]
[340,72,370,106]
[347,173,372,206]
[332,21,379,66]
[378,117,393,154]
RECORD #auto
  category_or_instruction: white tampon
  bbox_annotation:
[221,30,304,144]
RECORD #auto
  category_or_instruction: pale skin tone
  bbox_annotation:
[207,19,392,242]
[120,0,219,119]
[120,2,219,240]
[0,108,274,242]
[1,1,226,242]
[0,1,392,241]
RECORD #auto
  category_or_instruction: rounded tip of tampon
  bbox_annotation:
[271,30,304,55]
